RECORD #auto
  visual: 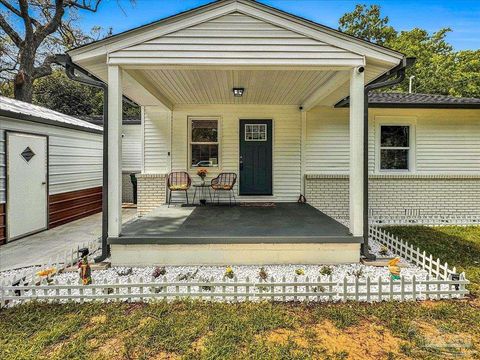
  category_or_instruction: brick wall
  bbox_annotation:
[136,173,167,216]
[122,172,138,203]
[305,174,480,220]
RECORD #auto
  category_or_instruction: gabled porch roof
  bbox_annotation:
[68,0,404,110]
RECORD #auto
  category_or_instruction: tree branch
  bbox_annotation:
[0,13,22,47]
[0,0,40,27]
[18,0,35,40]
[65,0,102,12]
[32,54,56,79]
[34,0,65,47]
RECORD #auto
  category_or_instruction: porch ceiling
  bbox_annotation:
[119,62,387,108]
[128,68,335,105]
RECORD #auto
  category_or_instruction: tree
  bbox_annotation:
[338,4,396,45]
[390,28,455,94]
[450,50,480,98]
[338,4,480,97]
[0,0,103,102]
[32,70,140,119]
[33,70,100,115]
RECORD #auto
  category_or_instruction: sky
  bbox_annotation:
[74,0,480,51]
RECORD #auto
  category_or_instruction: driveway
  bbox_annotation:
[0,208,136,271]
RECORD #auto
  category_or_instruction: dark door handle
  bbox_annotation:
[239,156,244,171]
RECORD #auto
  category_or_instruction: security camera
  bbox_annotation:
[357,66,365,73]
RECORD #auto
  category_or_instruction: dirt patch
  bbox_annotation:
[89,315,107,325]
[191,331,213,353]
[150,351,180,360]
[93,336,125,360]
[264,328,309,348]
[263,320,405,360]
[314,320,404,360]
[413,321,474,358]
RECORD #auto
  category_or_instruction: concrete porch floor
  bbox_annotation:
[111,203,361,244]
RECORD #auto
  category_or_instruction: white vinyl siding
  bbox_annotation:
[109,12,363,66]
[305,107,480,175]
[143,106,171,174]
[416,116,480,173]
[121,124,142,172]
[306,107,375,174]
[0,116,102,203]
[164,104,301,202]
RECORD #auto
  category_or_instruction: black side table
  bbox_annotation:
[192,183,213,205]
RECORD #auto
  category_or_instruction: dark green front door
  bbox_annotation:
[239,120,273,195]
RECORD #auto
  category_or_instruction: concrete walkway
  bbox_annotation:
[0,208,136,271]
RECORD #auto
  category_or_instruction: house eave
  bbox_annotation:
[336,102,480,109]
[69,0,403,68]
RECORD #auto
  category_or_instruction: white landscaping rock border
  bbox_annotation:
[1,237,465,304]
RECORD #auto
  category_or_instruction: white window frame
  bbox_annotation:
[245,123,267,141]
[375,116,416,173]
[188,116,221,169]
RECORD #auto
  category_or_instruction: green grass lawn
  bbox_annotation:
[1,225,479,360]
[384,226,480,296]
[1,300,479,359]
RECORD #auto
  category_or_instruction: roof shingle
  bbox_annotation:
[337,92,480,108]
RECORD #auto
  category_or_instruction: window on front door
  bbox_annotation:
[190,119,219,168]
[379,125,411,170]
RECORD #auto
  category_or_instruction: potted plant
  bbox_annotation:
[197,168,208,185]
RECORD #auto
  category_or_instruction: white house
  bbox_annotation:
[85,115,142,203]
[67,0,480,266]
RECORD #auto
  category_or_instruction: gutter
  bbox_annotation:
[54,54,110,262]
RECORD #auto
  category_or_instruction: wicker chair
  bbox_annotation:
[167,171,192,207]
[211,172,237,205]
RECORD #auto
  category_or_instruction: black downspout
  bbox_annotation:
[361,57,415,260]
[55,54,110,262]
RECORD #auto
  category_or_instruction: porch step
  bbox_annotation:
[110,243,362,266]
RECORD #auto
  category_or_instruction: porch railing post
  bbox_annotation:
[107,65,123,237]
[349,67,365,238]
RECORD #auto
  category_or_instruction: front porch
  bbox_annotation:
[67,0,407,265]
[109,203,362,266]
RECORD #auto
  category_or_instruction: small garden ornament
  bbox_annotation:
[36,267,56,284]
[388,257,401,280]
[78,248,92,285]
[224,266,235,279]
[295,268,305,276]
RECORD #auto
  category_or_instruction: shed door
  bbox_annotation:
[239,120,273,195]
[7,132,48,240]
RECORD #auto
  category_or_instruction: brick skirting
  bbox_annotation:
[305,174,480,220]
[136,173,167,216]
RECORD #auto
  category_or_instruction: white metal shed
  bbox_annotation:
[0,96,103,243]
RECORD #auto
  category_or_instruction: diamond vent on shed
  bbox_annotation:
[21,147,35,162]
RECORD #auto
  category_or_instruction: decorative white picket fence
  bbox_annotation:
[369,226,459,280]
[370,214,480,226]
[0,227,469,307]
[2,239,99,287]
[0,272,468,306]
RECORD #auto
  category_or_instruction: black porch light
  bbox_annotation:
[233,87,245,97]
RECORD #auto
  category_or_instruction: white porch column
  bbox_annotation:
[349,67,365,236]
[108,65,123,237]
